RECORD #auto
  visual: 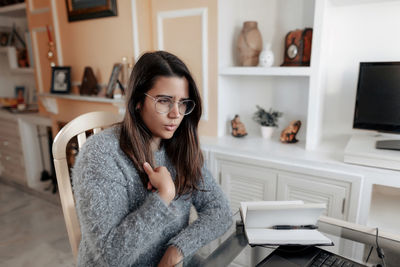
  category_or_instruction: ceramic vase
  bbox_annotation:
[237,21,263,66]
[261,126,274,139]
[259,43,274,67]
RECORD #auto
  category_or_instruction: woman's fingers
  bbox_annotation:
[143,162,154,175]
[147,181,153,190]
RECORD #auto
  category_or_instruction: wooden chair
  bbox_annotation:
[52,111,121,260]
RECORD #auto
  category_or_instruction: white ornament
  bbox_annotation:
[258,43,274,67]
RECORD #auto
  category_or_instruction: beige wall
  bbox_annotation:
[55,0,135,89]
[150,0,218,136]
[47,0,217,136]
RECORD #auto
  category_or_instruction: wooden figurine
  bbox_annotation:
[80,67,98,95]
[280,120,301,143]
[231,115,248,137]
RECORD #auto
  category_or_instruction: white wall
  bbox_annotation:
[322,1,400,137]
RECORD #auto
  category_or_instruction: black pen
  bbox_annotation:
[271,224,318,230]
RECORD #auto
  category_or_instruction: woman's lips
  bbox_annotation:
[164,125,177,131]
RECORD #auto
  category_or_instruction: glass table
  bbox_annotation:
[183,215,400,267]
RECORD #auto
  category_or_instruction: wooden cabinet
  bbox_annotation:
[0,116,26,185]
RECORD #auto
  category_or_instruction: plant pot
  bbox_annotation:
[261,126,274,139]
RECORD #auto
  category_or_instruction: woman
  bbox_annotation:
[72,51,232,266]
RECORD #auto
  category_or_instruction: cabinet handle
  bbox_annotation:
[342,198,346,214]
[3,141,9,146]
[5,156,11,161]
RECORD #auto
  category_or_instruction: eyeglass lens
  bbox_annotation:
[155,97,195,115]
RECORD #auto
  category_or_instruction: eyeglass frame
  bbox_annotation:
[144,93,196,115]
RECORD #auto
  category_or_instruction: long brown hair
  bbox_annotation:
[119,51,204,196]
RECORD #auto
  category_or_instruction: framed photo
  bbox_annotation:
[51,67,71,94]
[106,63,122,98]
[66,0,117,22]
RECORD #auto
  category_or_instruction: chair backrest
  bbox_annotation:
[52,111,121,260]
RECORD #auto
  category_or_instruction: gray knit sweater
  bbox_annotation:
[71,126,232,266]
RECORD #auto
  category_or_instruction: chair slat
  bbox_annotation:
[93,127,102,134]
[77,133,87,148]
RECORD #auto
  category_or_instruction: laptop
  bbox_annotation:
[255,245,367,267]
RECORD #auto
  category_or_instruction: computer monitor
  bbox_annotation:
[353,62,400,150]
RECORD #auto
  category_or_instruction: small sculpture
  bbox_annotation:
[280,120,301,143]
[80,67,98,95]
[237,21,263,66]
[231,115,248,137]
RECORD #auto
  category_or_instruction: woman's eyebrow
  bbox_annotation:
[155,94,173,99]
[155,94,190,100]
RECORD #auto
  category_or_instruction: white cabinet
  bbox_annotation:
[211,152,361,221]
[0,115,26,185]
[219,160,277,213]
[277,172,348,220]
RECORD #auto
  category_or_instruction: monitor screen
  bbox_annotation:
[353,62,400,133]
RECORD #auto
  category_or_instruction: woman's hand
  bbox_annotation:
[157,246,183,267]
[143,162,175,205]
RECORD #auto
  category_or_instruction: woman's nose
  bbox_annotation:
[168,102,181,118]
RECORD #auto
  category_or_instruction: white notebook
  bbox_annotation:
[239,201,333,246]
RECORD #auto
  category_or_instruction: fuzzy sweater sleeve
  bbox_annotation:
[167,166,233,258]
[72,134,178,266]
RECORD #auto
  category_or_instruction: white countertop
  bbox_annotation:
[200,134,400,186]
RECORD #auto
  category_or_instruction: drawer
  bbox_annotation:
[0,136,23,154]
[0,126,20,140]
[0,119,19,137]
[0,156,26,185]
[0,149,25,169]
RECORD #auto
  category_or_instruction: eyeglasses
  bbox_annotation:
[144,93,195,115]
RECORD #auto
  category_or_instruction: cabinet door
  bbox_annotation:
[277,172,347,220]
[219,161,277,267]
[219,161,277,213]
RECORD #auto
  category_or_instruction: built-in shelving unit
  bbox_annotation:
[218,0,318,149]
[0,2,26,17]
[0,46,34,74]
[0,1,36,100]
[216,0,400,243]
[219,66,311,77]
[39,93,125,104]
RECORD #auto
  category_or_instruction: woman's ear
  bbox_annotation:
[135,103,141,111]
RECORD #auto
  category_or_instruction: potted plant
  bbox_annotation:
[253,105,283,138]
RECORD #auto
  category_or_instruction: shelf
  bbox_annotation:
[1,46,34,74]
[39,93,125,104]
[10,67,34,74]
[0,2,26,17]
[219,66,311,77]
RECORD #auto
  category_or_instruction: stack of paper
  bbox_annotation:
[239,201,333,246]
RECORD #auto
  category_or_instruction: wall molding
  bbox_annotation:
[131,0,140,62]
[156,8,209,121]
[51,0,63,66]
[31,29,43,93]
[27,0,50,14]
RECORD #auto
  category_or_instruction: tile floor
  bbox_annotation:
[0,182,74,267]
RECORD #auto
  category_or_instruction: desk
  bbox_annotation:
[184,215,400,267]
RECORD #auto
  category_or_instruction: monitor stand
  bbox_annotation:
[376,140,400,151]
[344,134,400,171]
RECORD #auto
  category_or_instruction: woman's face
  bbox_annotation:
[139,76,189,141]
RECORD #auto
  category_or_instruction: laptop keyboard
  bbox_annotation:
[309,250,366,267]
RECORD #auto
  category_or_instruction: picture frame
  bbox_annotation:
[51,66,71,94]
[0,31,10,46]
[106,63,122,98]
[65,0,118,22]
